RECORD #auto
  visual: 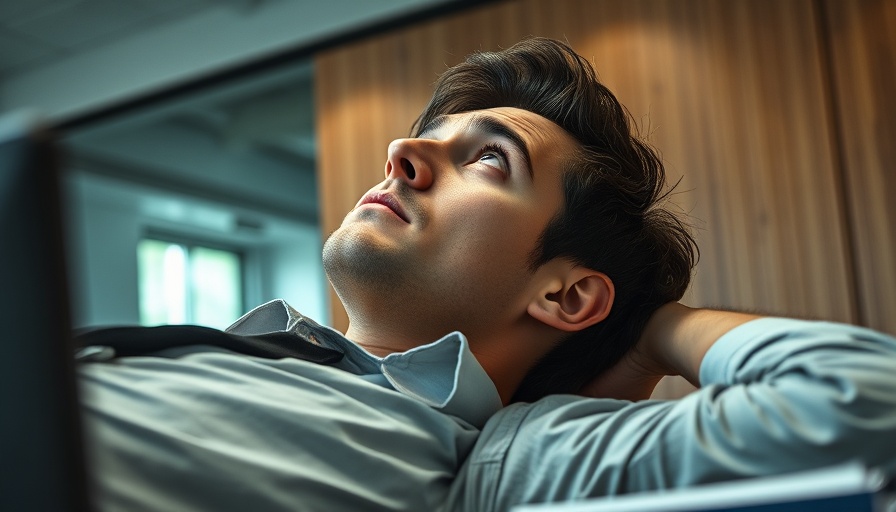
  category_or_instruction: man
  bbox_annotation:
[78,38,896,511]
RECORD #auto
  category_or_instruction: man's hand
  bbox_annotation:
[579,303,761,400]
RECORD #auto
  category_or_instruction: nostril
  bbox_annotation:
[401,158,416,180]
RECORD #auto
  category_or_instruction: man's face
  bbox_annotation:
[323,107,581,342]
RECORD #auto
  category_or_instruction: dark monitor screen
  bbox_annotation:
[0,112,92,512]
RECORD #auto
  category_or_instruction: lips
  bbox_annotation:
[358,191,410,223]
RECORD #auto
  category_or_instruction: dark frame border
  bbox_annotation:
[56,0,502,132]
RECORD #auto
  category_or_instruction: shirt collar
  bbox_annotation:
[226,299,503,428]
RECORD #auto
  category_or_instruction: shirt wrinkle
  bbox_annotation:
[446,318,896,512]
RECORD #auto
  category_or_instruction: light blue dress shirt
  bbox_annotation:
[446,318,896,511]
[79,299,502,512]
[79,305,896,511]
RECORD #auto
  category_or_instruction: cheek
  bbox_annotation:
[431,198,544,269]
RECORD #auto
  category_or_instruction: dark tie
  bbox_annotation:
[74,325,344,365]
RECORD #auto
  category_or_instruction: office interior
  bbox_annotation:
[1,0,893,400]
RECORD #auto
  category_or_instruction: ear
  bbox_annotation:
[527,267,614,332]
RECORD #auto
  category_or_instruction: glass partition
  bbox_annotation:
[61,60,329,328]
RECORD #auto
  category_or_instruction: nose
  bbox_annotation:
[385,138,435,189]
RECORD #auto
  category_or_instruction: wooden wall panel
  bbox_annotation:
[558,0,856,324]
[317,0,855,337]
[823,0,896,335]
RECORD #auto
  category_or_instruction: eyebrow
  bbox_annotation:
[419,114,534,179]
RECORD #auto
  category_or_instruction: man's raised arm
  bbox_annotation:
[449,307,896,511]
[637,303,762,388]
[579,303,762,400]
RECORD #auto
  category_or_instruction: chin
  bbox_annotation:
[322,227,406,290]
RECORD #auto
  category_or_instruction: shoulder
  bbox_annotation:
[448,318,896,511]
[451,395,663,510]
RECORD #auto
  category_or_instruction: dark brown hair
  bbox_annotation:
[412,38,698,402]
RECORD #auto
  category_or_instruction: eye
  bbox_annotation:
[476,143,510,175]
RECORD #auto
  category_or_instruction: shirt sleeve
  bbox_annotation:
[447,318,896,511]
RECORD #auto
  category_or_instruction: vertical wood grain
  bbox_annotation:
[822,0,896,335]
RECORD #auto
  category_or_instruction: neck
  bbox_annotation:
[344,320,426,358]
[342,307,560,405]
[471,344,539,405]
[465,318,564,404]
